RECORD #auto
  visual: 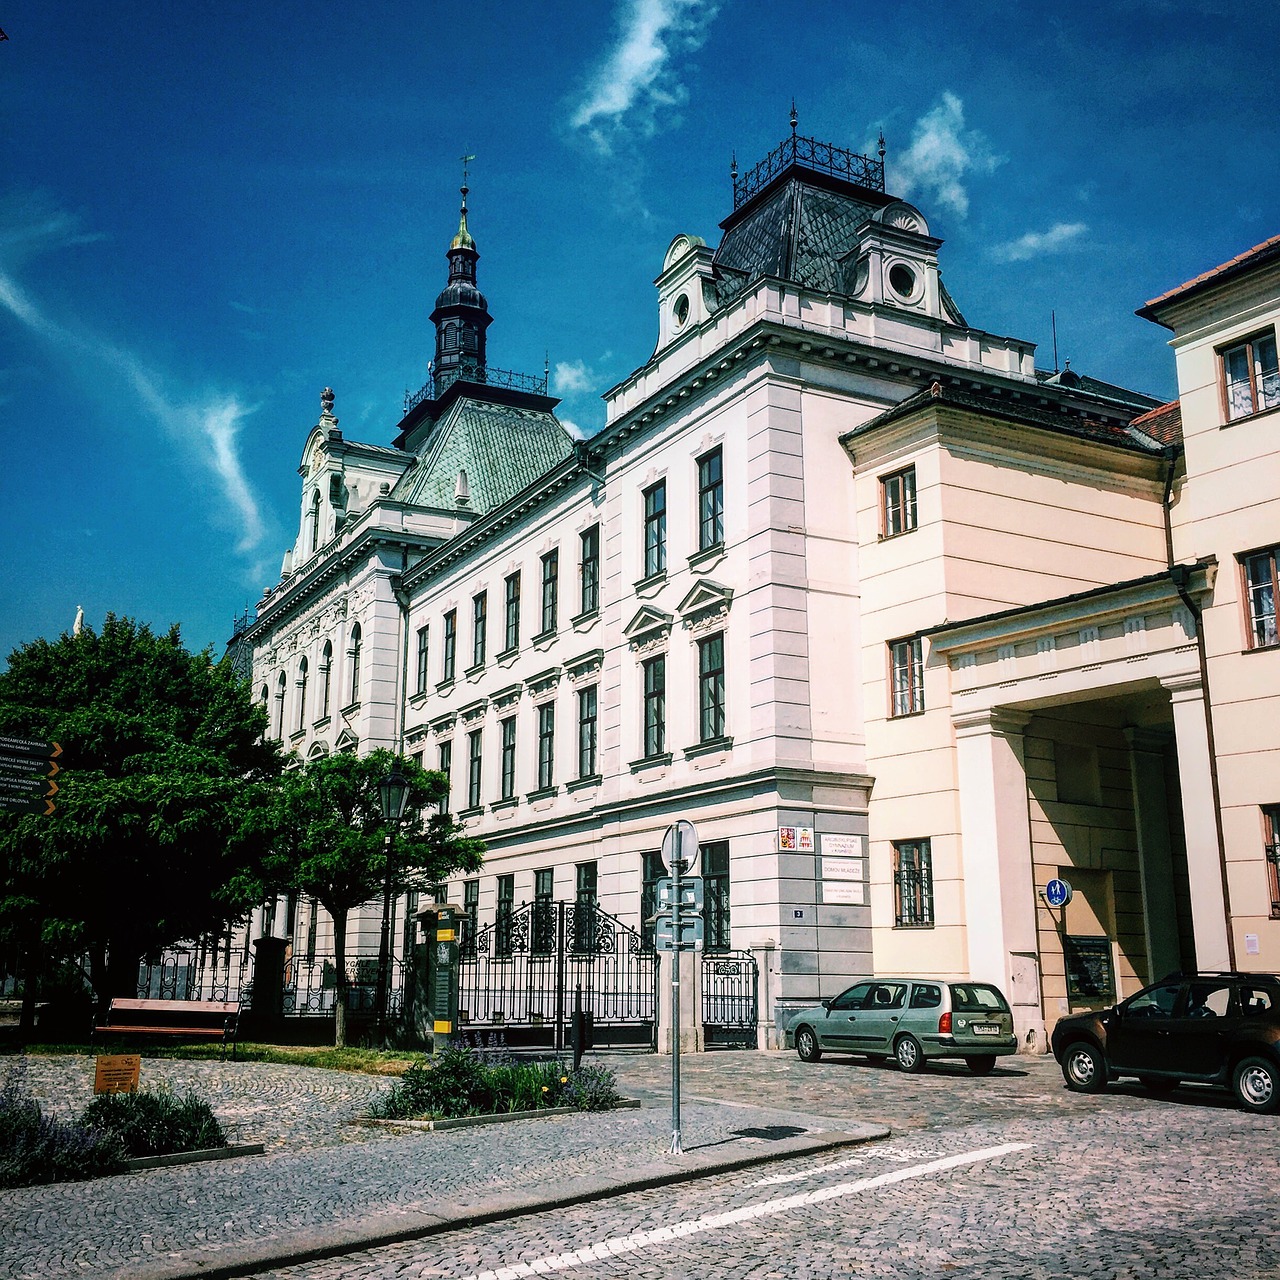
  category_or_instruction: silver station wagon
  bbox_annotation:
[787,978,1019,1074]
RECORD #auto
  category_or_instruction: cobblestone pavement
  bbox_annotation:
[4,1050,1276,1280]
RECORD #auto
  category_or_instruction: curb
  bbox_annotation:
[356,1097,643,1131]
[124,1143,265,1172]
[100,1122,890,1280]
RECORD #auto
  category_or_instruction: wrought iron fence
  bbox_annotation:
[733,132,885,209]
[137,944,251,1003]
[404,360,549,412]
[282,953,407,1016]
[701,949,759,1048]
[458,899,657,1049]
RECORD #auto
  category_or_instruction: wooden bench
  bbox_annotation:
[94,998,241,1059]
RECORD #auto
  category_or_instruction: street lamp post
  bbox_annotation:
[375,765,412,1039]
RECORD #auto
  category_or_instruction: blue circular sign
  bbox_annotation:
[1045,878,1073,908]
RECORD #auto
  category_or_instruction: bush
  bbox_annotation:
[80,1085,229,1158]
[368,1046,620,1120]
[0,1069,127,1188]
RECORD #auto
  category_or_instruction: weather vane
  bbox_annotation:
[461,152,476,189]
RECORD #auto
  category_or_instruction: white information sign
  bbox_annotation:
[821,833,865,859]
[822,857,864,882]
[822,880,865,905]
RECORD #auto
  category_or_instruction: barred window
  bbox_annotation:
[496,873,515,958]
[532,868,554,955]
[1265,806,1280,919]
[702,840,731,951]
[893,839,934,928]
[573,860,598,954]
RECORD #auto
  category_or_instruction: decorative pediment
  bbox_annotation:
[491,682,523,710]
[565,649,604,683]
[405,723,430,747]
[428,711,457,736]
[334,727,359,753]
[677,579,733,632]
[527,667,562,698]
[623,605,674,649]
[458,698,488,725]
[307,741,330,760]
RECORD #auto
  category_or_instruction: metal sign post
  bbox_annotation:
[659,819,698,1155]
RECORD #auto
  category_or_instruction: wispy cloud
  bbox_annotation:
[991,221,1089,264]
[553,359,595,395]
[570,0,719,156]
[0,197,267,556]
[891,93,1003,219]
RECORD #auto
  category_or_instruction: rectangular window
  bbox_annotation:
[580,525,600,616]
[1242,547,1279,649]
[640,850,665,948]
[643,481,667,577]
[466,728,483,809]
[496,873,515,958]
[893,839,934,927]
[415,626,429,694]
[702,841,730,951]
[698,632,726,742]
[499,715,517,801]
[697,448,724,550]
[577,685,598,779]
[437,739,452,814]
[462,878,479,958]
[442,610,457,682]
[537,702,556,790]
[305,897,318,963]
[504,572,521,653]
[471,592,487,669]
[1265,806,1280,919]
[540,550,559,635]
[643,654,666,757]
[881,466,918,537]
[573,861,598,953]
[889,636,925,717]
[1223,329,1280,420]
[532,868,554,954]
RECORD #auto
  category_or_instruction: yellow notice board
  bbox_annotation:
[94,1054,141,1094]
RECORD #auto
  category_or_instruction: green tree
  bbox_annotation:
[0,615,282,1019]
[241,748,484,1047]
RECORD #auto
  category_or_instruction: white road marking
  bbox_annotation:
[462,1141,1034,1280]
[753,1143,945,1185]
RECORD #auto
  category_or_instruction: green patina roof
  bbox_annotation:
[392,396,574,514]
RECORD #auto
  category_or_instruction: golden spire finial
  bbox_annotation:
[451,152,477,251]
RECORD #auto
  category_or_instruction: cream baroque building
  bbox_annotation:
[241,125,1279,1051]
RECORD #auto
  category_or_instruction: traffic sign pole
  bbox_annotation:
[670,822,683,1155]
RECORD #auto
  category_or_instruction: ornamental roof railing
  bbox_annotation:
[404,360,549,413]
[732,132,885,210]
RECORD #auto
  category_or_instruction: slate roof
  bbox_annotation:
[392,395,574,515]
[1138,233,1280,323]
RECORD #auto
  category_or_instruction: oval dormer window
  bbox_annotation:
[673,293,690,328]
[887,262,920,303]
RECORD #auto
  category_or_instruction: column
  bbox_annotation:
[1124,727,1181,981]
[953,709,1042,1050]
[1162,675,1231,971]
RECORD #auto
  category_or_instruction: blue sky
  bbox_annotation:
[1,1,1276,665]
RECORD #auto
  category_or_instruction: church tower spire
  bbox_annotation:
[430,155,491,389]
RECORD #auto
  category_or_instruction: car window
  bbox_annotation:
[950,984,1009,1013]
[910,983,942,1009]
[829,983,874,1011]
[1182,981,1235,1019]
[871,983,907,1010]
[1124,982,1180,1019]
[1240,986,1277,1015]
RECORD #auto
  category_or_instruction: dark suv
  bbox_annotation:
[1051,971,1280,1114]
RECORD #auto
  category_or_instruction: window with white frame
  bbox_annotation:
[1242,546,1279,649]
[889,636,924,717]
[1222,329,1280,420]
[881,466,918,537]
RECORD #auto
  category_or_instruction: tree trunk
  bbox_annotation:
[331,906,348,1049]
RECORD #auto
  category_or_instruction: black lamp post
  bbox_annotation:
[375,765,412,1036]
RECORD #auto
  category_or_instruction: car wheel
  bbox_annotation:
[894,1034,925,1073]
[1061,1041,1108,1094]
[795,1025,823,1063]
[1233,1057,1280,1114]
[965,1056,996,1075]
[1139,1076,1178,1095]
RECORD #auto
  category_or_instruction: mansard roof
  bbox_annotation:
[391,393,575,516]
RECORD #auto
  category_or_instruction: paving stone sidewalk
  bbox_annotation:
[0,1052,888,1280]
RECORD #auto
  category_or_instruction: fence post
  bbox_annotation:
[249,936,287,1039]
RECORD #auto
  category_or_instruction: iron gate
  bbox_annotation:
[701,949,759,1048]
[457,900,657,1050]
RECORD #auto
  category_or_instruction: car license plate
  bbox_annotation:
[972,1024,1000,1036]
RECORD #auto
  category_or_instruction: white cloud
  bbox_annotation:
[553,359,594,395]
[570,0,719,155]
[560,417,587,442]
[0,261,267,556]
[891,93,1003,219]
[0,189,107,265]
[991,222,1089,264]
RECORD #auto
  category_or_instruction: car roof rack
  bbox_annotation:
[1157,970,1280,982]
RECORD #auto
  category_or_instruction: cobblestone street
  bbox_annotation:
[3,1049,1278,1280]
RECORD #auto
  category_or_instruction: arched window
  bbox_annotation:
[306,490,321,554]
[296,657,309,732]
[320,641,333,717]
[274,671,287,740]
[348,624,362,706]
